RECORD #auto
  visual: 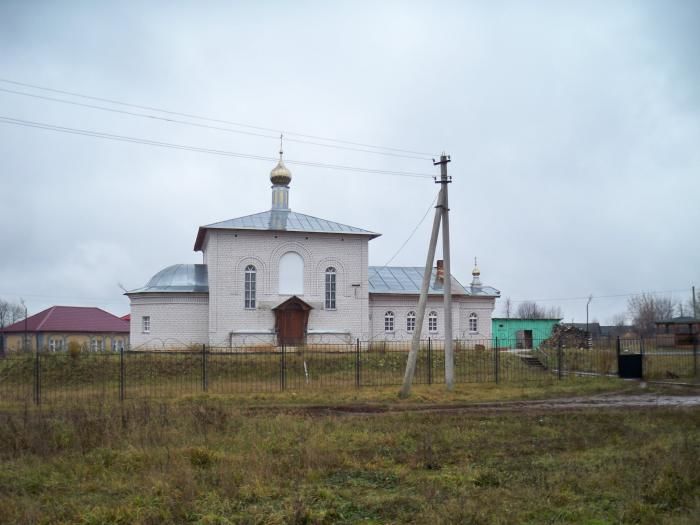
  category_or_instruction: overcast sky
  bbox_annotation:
[1,1,698,324]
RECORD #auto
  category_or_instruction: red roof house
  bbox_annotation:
[1,306,129,352]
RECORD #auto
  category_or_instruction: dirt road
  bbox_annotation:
[245,388,700,417]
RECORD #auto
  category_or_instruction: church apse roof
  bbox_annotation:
[194,210,380,251]
[368,266,500,297]
[127,264,209,294]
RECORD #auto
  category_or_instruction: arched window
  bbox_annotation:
[245,264,256,309]
[428,311,438,333]
[384,311,395,333]
[469,312,478,333]
[325,267,336,309]
[279,252,304,295]
[406,311,416,333]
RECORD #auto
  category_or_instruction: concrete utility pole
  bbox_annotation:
[400,153,453,398]
[439,156,454,390]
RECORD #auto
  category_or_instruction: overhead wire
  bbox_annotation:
[507,288,690,304]
[0,87,431,160]
[0,77,436,158]
[382,192,440,266]
[0,115,435,178]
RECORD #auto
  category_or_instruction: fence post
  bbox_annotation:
[693,334,698,378]
[119,345,125,402]
[493,341,499,384]
[355,338,360,388]
[427,338,433,385]
[280,344,286,391]
[202,344,208,392]
[33,346,40,405]
[557,340,563,380]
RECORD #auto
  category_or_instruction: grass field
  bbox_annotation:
[1,381,699,524]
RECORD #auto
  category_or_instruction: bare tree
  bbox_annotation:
[627,293,676,336]
[514,301,562,319]
[516,301,544,319]
[502,297,512,319]
[545,305,563,319]
[0,299,24,328]
[611,313,627,327]
[0,298,25,355]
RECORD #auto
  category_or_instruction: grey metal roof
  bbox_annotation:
[127,264,209,294]
[194,210,380,250]
[368,266,500,297]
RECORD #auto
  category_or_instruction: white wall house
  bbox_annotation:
[127,152,499,349]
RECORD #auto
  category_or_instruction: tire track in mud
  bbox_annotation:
[243,392,700,417]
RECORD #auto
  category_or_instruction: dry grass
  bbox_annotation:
[0,390,698,524]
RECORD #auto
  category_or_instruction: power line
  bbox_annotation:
[507,288,690,304]
[0,77,435,158]
[382,192,439,266]
[0,87,431,161]
[0,115,435,179]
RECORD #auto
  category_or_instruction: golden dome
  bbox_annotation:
[270,135,292,185]
[270,158,292,185]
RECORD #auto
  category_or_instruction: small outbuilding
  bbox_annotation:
[492,318,561,349]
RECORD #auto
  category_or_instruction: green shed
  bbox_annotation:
[492,318,561,349]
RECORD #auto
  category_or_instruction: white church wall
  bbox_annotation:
[129,293,209,349]
[368,294,496,343]
[204,229,370,346]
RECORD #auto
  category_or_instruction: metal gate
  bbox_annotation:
[617,337,643,379]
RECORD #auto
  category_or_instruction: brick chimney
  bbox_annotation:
[436,259,444,282]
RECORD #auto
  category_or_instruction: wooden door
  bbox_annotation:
[276,305,307,345]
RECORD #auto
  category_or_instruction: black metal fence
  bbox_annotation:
[0,336,697,407]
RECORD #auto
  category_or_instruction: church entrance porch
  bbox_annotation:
[273,296,312,346]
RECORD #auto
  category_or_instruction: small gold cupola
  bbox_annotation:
[270,134,292,210]
[471,257,482,291]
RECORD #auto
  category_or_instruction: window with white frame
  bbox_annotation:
[325,267,336,309]
[48,337,64,352]
[469,312,478,333]
[142,316,150,333]
[245,265,257,309]
[91,338,103,352]
[112,338,125,352]
[384,311,395,332]
[406,311,416,333]
[428,311,438,333]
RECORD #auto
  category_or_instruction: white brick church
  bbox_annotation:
[127,152,500,349]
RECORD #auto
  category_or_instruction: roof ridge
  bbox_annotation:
[34,305,56,331]
[205,209,377,233]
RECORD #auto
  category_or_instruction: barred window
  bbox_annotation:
[245,265,256,309]
[406,311,416,333]
[325,267,336,309]
[428,311,438,333]
[384,311,395,333]
[469,313,478,333]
